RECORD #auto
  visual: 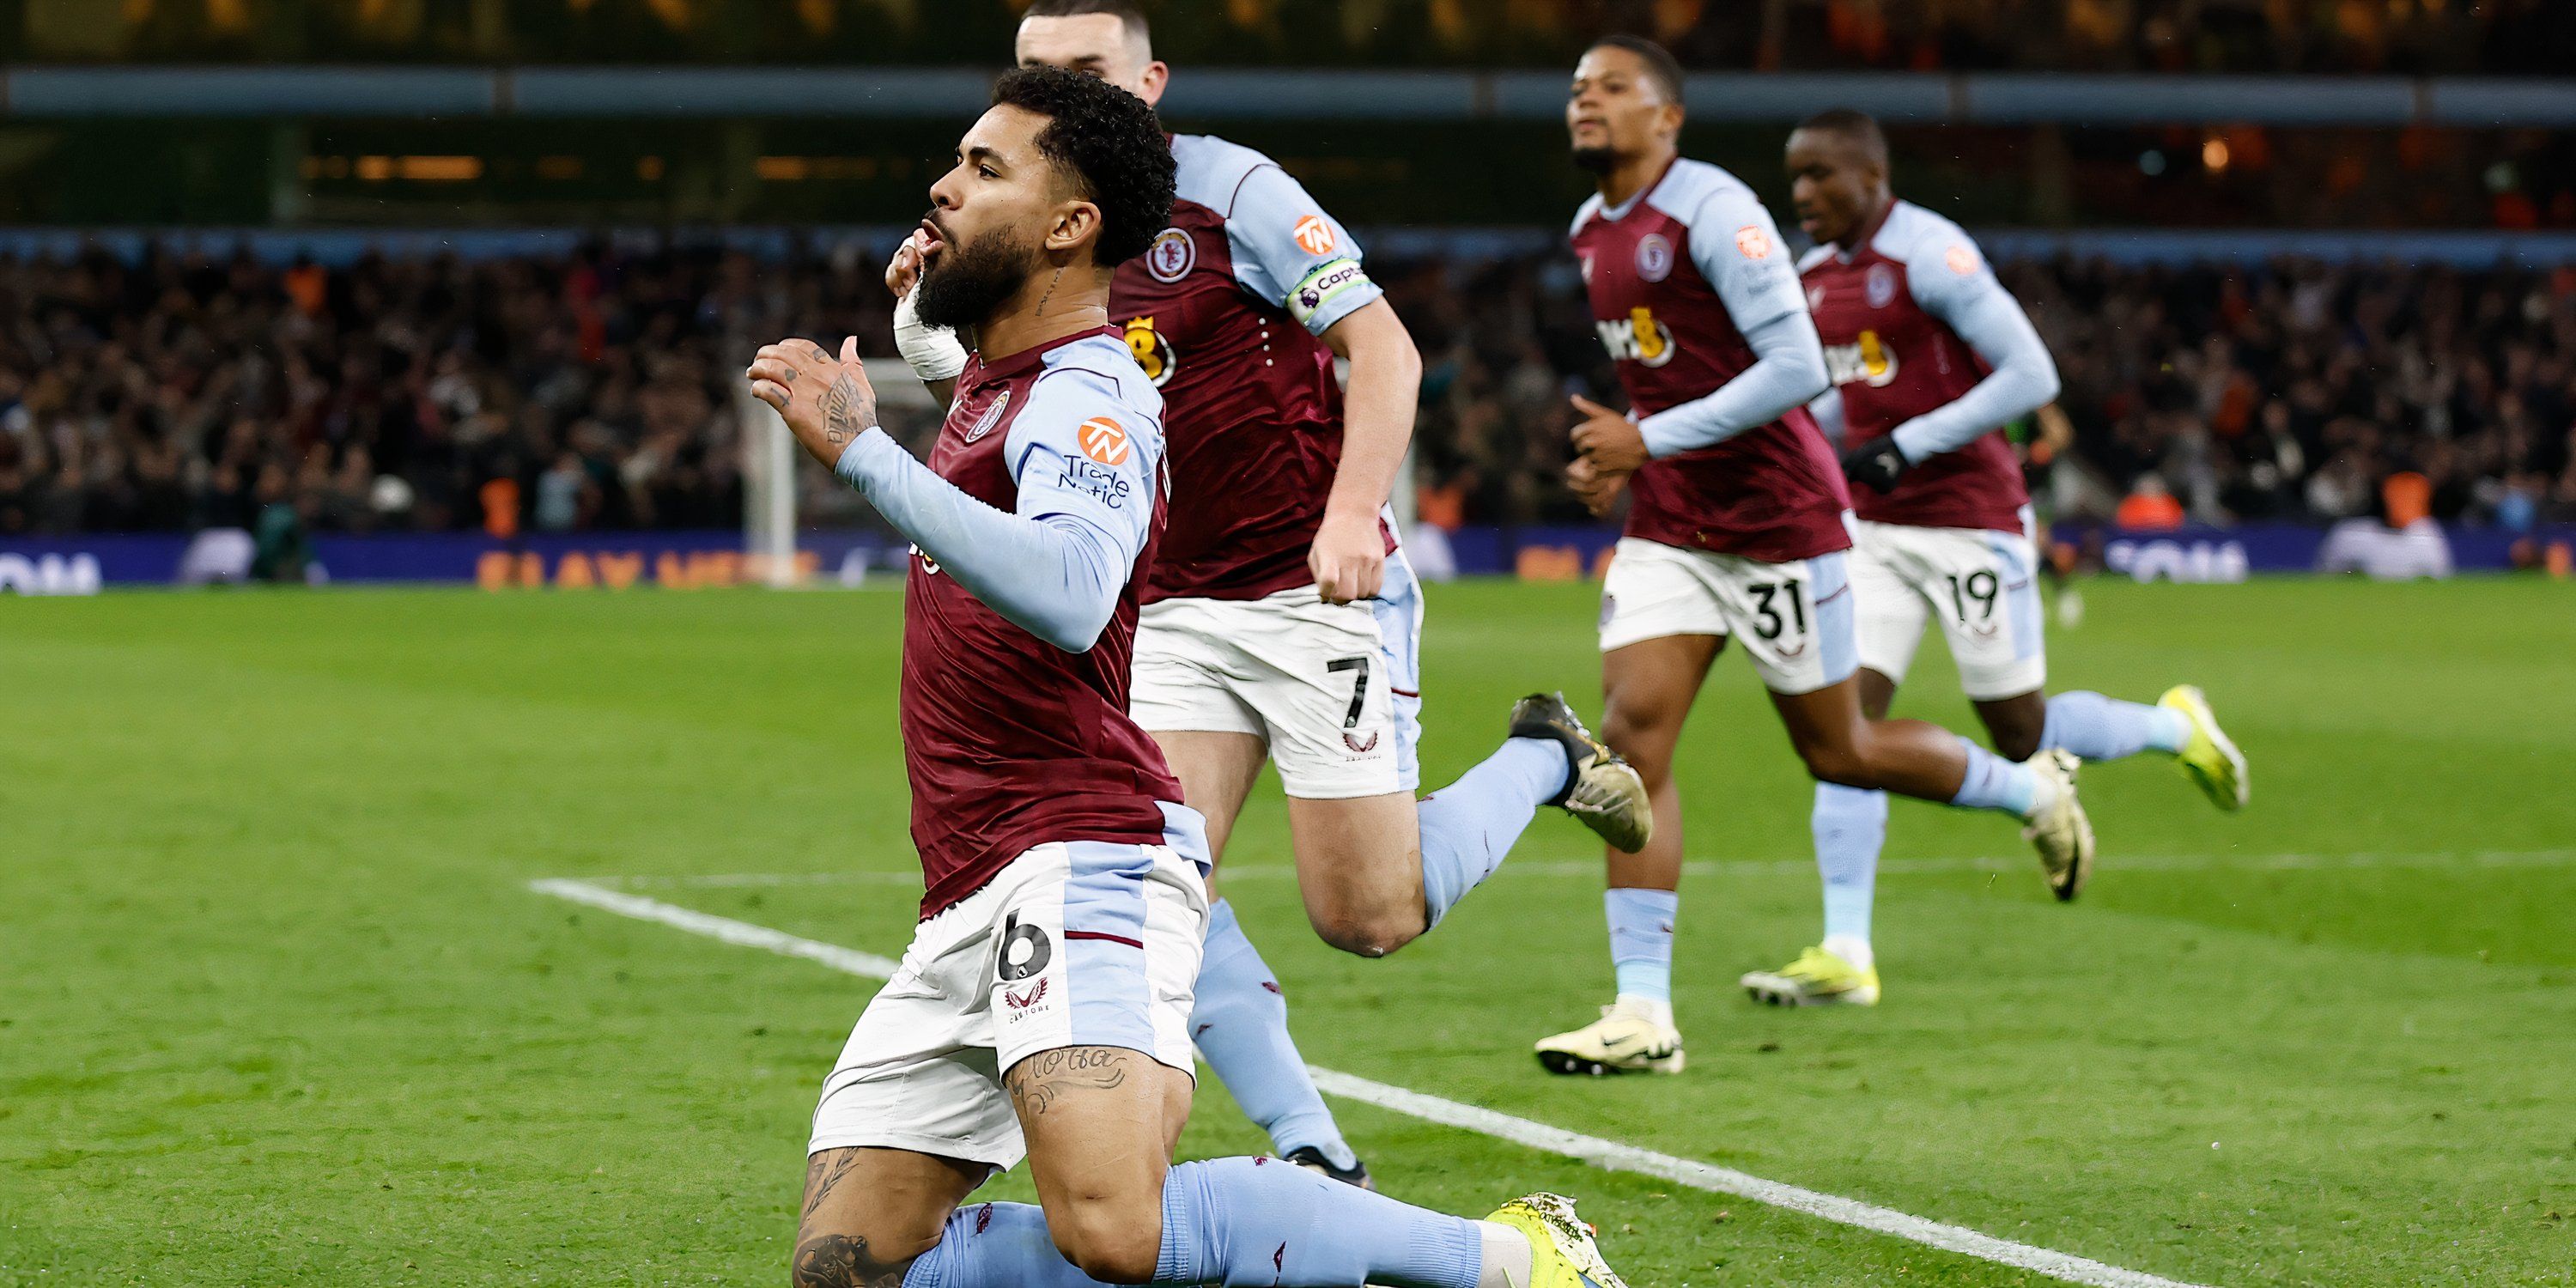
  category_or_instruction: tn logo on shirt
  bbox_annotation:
[1596,306,1679,368]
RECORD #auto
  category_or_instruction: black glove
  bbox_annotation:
[1840,437,1910,494]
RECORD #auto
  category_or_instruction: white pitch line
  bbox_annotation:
[529,877,2214,1288]
[530,878,902,977]
[592,846,2576,891]
[1303,1067,2206,1288]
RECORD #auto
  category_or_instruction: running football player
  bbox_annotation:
[880,0,1649,1185]
[749,66,1624,1288]
[1535,37,2094,1076]
[1742,108,2246,1007]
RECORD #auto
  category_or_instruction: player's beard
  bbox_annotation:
[1571,146,1618,174]
[914,226,1042,334]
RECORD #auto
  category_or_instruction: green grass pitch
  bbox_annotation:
[4,576,2573,1286]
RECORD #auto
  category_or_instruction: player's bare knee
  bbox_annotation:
[1044,1198,1163,1285]
[1306,903,1418,958]
[1795,739,1875,789]
[1298,876,1425,957]
[1989,726,2043,762]
[1601,710,1680,783]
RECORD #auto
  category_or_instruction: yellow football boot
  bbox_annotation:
[2160,684,2248,811]
[1485,1193,1628,1288]
[2024,749,2096,902]
[1741,945,1880,1007]
[1510,693,1652,854]
[1533,998,1683,1077]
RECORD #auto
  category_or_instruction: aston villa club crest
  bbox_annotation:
[1635,234,1674,283]
[1145,228,1195,283]
[962,389,1010,443]
[1865,262,1899,309]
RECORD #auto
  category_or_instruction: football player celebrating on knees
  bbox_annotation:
[749,67,1625,1288]
[1745,109,2247,1007]
[1535,37,2094,1076]
[872,0,1643,1185]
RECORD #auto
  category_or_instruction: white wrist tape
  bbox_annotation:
[893,288,969,383]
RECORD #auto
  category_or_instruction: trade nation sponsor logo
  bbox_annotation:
[1292,215,1337,256]
[1078,417,1131,466]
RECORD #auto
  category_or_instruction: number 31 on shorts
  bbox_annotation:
[1744,579,1810,642]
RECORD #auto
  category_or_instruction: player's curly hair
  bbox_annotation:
[989,64,1176,268]
[1589,34,1686,108]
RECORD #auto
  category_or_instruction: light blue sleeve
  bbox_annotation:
[833,365,1158,653]
[1887,251,2062,463]
[1224,164,1384,337]
[1807,386,1848,445]
[1633,180,1829,457]
[1635,307,1832,458]
[1683,181,1808,336]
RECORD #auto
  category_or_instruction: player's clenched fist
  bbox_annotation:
[1307,512,1386,605]
[1565,454,1628,518]
[746,337,880,469]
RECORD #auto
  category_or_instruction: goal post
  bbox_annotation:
[740,358,944,589]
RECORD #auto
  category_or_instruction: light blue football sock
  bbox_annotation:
[1813,782,1887,949]
[1156,1156,1484,1287]
[902,1202,1095,1288]
[2042,690,2190,760]
[1950,737,2040,817]
[1191,899,1354,1170]
[902,1163,1491,1288]
[1604,888,1677,1002]
[1416,738,1569,928]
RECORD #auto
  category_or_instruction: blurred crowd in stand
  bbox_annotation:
[69,0,2576,76]
[4,243,2573,545]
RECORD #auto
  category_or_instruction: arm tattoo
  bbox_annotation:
[1004,1045,1131,1118]
[801,1151,860,1220]
[791,1234,912,1288]
[821,370,869,448]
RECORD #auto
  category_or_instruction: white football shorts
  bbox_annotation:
[1130,549,1424,800]
[806,802,1210,1173]
[1850,518,2046,701]
[1596,536,1859,696]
